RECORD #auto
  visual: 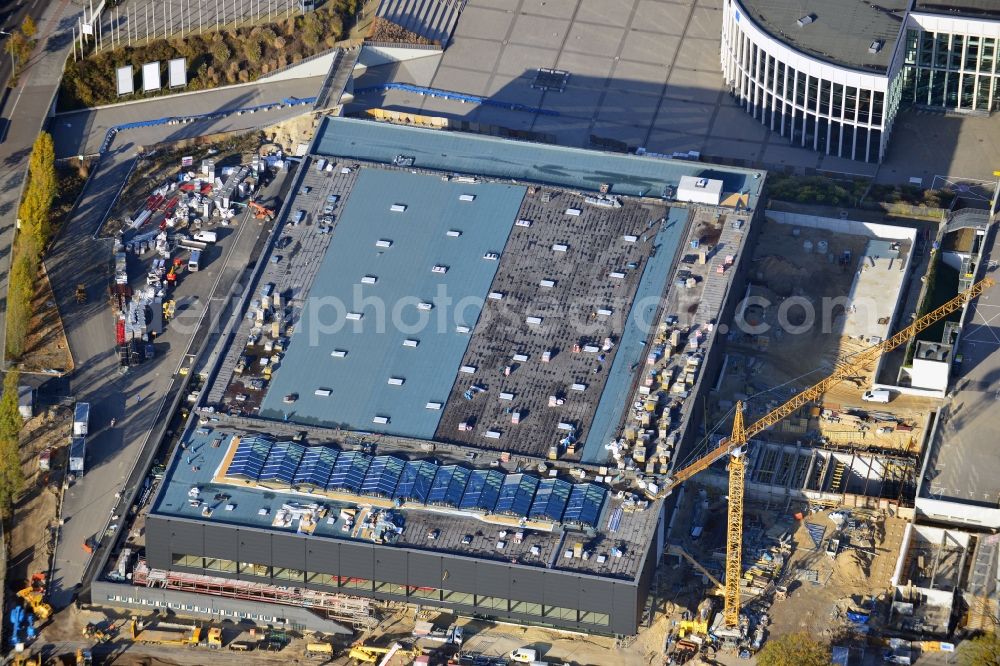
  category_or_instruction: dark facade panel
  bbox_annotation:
[408,552,443,589]
[306,539,341,577]
[272,534,307,570]
[475,562,511,598]
[238,528,272,565]
[146,517,644,634]
[168,518,204,555]
[578,577,614,612]
[145,516,174,570]
[543,569,580,609]
[339,542,375,579]
[509,568,545,604]
[441,557,476,591]
[204,520,239,561]
[374,548,409,584]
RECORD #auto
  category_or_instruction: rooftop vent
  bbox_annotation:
[796,14,816,27]
[869,39,884,54]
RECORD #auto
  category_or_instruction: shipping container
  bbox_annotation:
[69,437,86,474]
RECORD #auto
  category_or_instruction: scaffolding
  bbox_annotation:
[133,563,377,629]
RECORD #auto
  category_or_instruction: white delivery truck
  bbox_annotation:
[862,388,891,403]
[73,402,90,436]
[192,230,217,243]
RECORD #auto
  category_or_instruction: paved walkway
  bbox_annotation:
[51,75,327,158]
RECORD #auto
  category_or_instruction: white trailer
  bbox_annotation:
[69,437,86,474]
[73,402,90,437]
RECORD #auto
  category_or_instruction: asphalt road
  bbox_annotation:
[0,0,80,360]
[50,74,327,158]
[45,100,311,608]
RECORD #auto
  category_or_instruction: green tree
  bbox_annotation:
[755,632,830,666]
[0,369,25,515]
[959,633,1000,666]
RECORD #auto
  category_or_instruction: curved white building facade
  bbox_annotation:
[721,0,896,163]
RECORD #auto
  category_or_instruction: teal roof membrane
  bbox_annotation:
[314,117,764,207]
[259,168,525,438]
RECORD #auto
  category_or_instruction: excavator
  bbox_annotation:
[16,573,52,622]
[654,276,994,630]
[247,200,275,221]
[348,641,421,664]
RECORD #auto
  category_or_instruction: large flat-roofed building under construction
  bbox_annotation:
[92,117,767,635]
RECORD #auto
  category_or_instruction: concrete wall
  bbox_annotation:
[146,515,641,635]
[260,49,339,83]
[767,212,918,242]
[915,496,1000,530]
[359,44,442,68]
[91,580,353,634]
[910,357,949,392]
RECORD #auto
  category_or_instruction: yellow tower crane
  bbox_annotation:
[660,276,994,629]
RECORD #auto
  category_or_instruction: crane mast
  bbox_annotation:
[661,276,994,629]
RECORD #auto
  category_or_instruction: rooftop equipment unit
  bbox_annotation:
[797,14,815,27]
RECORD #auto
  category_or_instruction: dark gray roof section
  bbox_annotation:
[913,0,1000,17]
[314,117,764,207]
[376,0,466,46]
[735,0,907,72]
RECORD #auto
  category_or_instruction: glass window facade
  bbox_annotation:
[721,1,890,162]
[721,1,1000,162]
[901,28,999,112]
[168,552,616,630]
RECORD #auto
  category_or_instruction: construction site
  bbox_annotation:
[10,105,998,665]
[9,115,769,664]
